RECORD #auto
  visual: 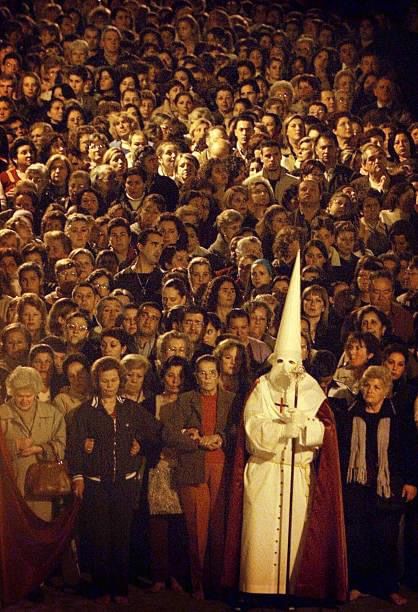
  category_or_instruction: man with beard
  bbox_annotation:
[45,258,79,305]
[180,305,211,362]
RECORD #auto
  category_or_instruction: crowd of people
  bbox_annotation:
[0,0,417,607]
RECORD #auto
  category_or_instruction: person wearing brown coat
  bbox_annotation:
[169,354,236,600]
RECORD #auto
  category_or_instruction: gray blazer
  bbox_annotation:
[169,388,235,485]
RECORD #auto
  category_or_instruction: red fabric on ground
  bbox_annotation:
[0,429,79,605]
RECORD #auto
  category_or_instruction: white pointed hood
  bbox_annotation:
[268,251,302,366]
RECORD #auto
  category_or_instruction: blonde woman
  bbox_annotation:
[0,366,66,521]
[108,111,139,154]
[338,365,416,606]
[121,353,151,403]
[281,113,305,172]
[188,118,212,152]
[102,147,128,183]
[213,337,251,394]
[157,141,179,179]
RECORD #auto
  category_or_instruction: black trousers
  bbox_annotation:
[82,478,137,596]
[149,514,189,583]
[345,485,402,596]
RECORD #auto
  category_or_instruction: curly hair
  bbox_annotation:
[272,226,303,261]
[201,275,242,312]
[360,365,392,397]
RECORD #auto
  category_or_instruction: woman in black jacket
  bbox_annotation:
[337,365,418,606]
[67,356,195,605]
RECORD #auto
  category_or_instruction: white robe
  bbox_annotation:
[240,375,325,594]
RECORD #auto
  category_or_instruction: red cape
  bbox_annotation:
[222,399,348,602]
[0,429,80,605]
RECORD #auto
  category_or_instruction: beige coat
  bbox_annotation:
[0,400,66,521]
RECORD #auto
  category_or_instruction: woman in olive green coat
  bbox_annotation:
[0,366,66,521]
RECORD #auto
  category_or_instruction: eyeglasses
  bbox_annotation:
[57,269,78,277]
[183,319,203,327]
[197,370,218,378]
[66,324,88,332]
[139,311,160,322]
[93,283,110,289]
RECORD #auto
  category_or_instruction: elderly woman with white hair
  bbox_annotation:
[338,365,418,606]
[0,366,66,520]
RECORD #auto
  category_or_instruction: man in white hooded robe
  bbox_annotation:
[240,251,327,595]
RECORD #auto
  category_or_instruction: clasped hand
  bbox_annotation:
[199,434,223,451]
[183,428,222,450]
[283,410,307,439]
[402,484,417,502]
[17,437,42,456]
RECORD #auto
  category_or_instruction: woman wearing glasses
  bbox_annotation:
[170,355,236,600]
[63,310,100,365]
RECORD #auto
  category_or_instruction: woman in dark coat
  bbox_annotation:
[337,365,418,606]
[67,356,195,605]
[141,356,194,593]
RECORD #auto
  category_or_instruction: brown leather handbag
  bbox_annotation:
[25,443,72,498]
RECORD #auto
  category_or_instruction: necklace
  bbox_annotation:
[136,271,151,297]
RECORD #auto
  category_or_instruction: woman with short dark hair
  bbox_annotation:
[67,356,196,605]
[334,331,381,397]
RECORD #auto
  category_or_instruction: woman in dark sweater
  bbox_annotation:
[141,356,194,593]
[337,365,418,606]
